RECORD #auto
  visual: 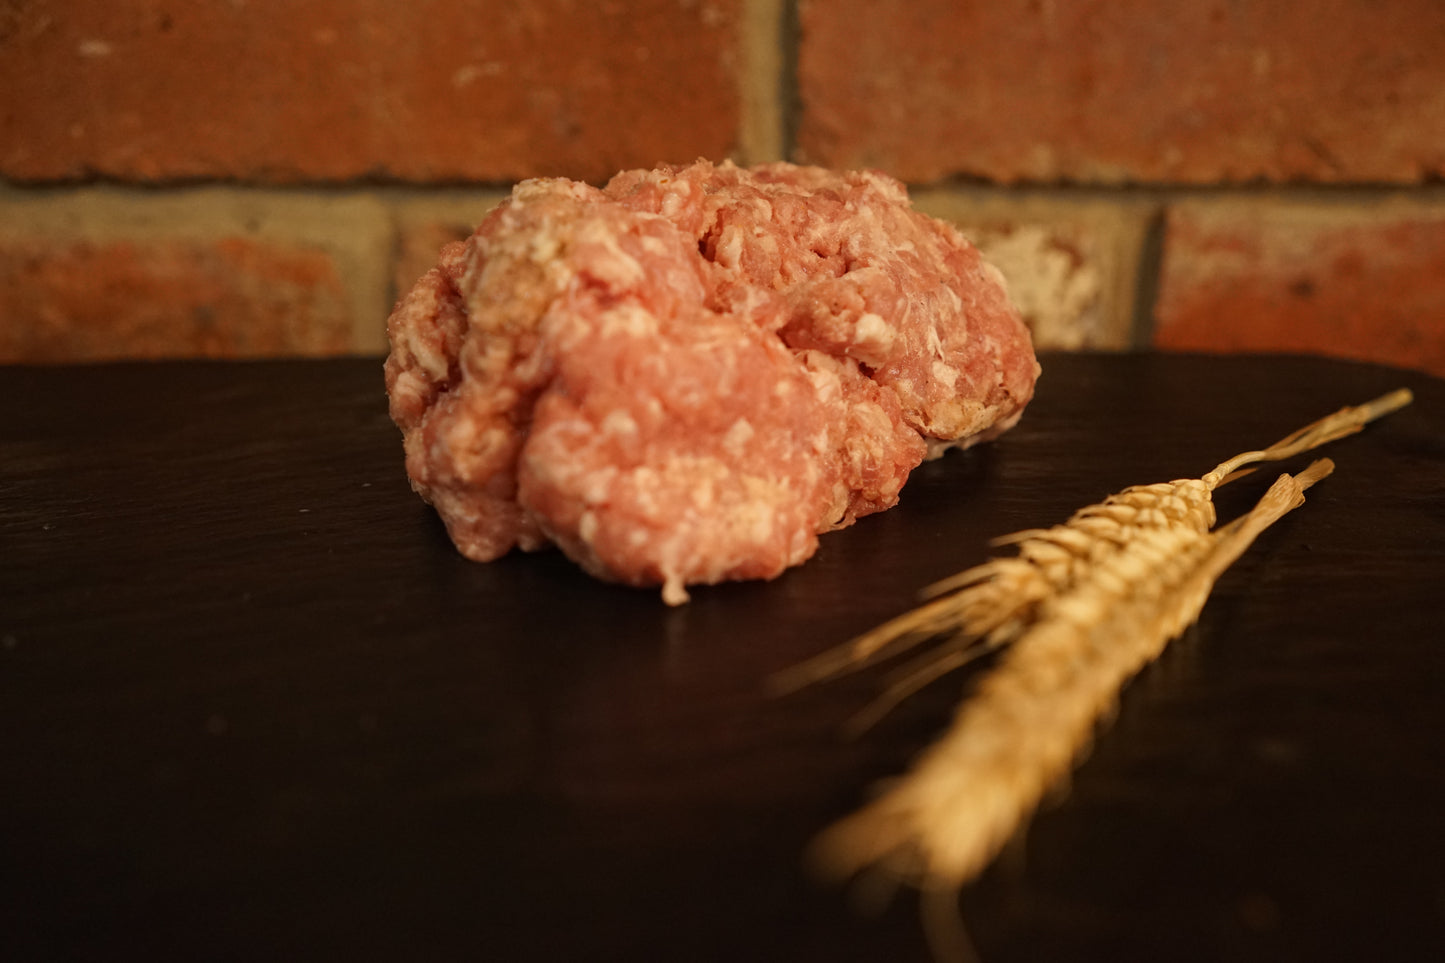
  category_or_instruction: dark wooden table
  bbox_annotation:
[3,352,1443,962]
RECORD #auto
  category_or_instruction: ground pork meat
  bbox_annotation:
[385,160,1039,603]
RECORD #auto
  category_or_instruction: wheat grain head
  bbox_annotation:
[784,389,1411,898]
[771,389,1412,705]
[809,459,1334,890]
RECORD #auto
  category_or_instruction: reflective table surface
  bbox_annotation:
[3,352,1443,961]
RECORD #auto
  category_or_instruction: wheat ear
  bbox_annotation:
[784,388,1411,893]
[770,388,1412,719]
[809,459,1334,889]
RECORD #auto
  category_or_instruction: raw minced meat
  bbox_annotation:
[385,160,1039,604]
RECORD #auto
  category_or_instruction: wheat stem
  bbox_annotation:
[809,460,1333,889]
[770,389,1410,699]
[782,389,1411,897]
[1203,387,1412,487]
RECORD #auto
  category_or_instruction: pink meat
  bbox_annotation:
[385,160,1039,603]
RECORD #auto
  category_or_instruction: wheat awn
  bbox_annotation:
[783,388,1411,895]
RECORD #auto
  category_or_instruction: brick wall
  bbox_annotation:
[3,0,1443,375]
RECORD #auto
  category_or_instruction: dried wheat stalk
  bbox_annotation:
[783,388,1411,894]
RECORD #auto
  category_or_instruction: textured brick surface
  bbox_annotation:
[798,0,1445,185]
[1154,200,1445,377]
[1,0,741,185]
[916,191,1149,350]
[0,188,393,361]
[0,236,351,362]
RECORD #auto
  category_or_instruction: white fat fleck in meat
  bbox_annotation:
[851,400,892,438]
[691,475,717,512]
[733,496,777,547]
[440,420,499,463]
[391,372,425,412]
[722,417,756,454]
[600,409,639,439]
[574,220,647,288]
[397,299,452,382]
[801,353,843,403]
[578,510,599,544]
[725,283,773,318]
[811,427,831,455]
[598,304,660,338]
[578,465,617,504]
[529,233,563,265]
[851,312,896,360]
[714,225,744,269]
[853,312,891,343]
[926,325,944,358]
[661,574,689,606]
[931,360,960,391]
[628,466,662,517]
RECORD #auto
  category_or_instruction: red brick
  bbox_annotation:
[1153,201,1445,377]
[797,0,1445,185]
[0,237,352,362]
[0,1,741,185]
